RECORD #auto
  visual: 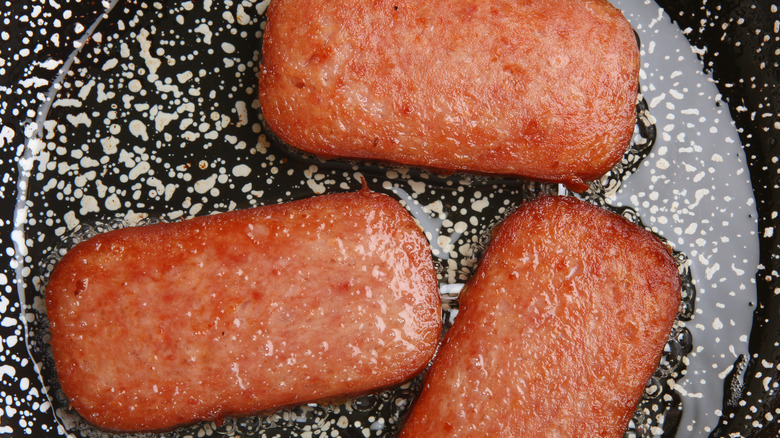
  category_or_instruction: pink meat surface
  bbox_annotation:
[399,196,681,437]
[46,189,441,432]
[259,0,640,190]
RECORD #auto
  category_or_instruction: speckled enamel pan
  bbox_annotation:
[0,1,777,437]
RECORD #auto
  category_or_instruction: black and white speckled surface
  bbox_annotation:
[0,1,777,437]
[652,1,780,436]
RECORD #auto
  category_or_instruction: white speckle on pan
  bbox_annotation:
[237,5,251,25]
[128,161,151,180]
[177,71,193,83]
[79,195,99,215]
[471,197,489,213]
[129,119,149,141]
[105,194,121,211]
[154,111,179,131]
[649,92,666,108]
[19,77,49,89]
[424,200,444,217]
[235,101,249,126]
[0,364,16,380]
[193,174,218,195]
[65,113,91,128]
[101,58,118,71]
[306,179,326,194]
[137,28,161,77]
[194,23,213,45]
[222,42,236,54]
[232,164,252,177]
[409,180,426,195]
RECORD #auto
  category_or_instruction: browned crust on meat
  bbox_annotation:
[46,189,441,432]
[398,195,681,437]
[259,0,640,190]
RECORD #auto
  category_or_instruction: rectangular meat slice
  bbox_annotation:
[46,188,441,432]
[398,195,681,437]
[259,0,640,191]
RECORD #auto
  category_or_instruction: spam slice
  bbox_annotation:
[259,0,640,190]
[46,189,442,432]
[398,196,681,437]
